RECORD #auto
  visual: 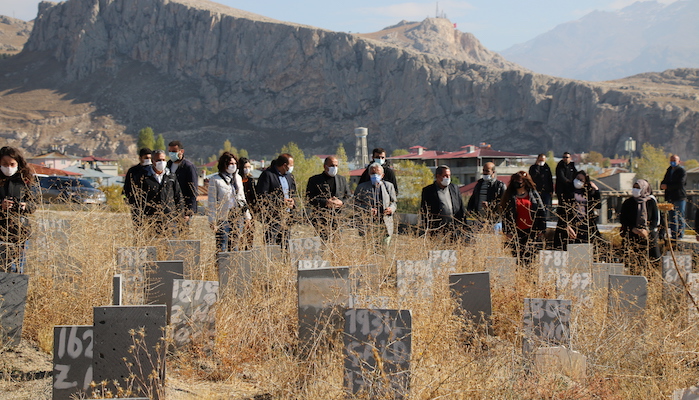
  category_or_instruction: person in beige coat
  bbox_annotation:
[208,152,251,252]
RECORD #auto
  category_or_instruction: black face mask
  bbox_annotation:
[511,181,522,190]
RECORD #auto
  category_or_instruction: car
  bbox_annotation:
[35,176,107,205]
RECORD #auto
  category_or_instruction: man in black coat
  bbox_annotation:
[466,162,506,224]
[306,156,351,242]
[358,147,398,194]
[256,153,297,247]
[135,150,185,239]
[123,147,154,229]
[661,154,687,239]
[167,140,199,230]
[555,152,577,204]
[420,165,465,240]
[529,153,554,211]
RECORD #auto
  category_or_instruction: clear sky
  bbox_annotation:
[0,0,678,51]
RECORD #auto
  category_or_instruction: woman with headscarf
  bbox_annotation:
[500,171,547,268]
[0,146,35,273]
[564,170,602,246]
[619,179,660,276]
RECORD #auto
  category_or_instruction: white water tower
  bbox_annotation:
[354,127,369,166]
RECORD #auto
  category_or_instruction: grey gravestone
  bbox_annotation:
[145,261,184,320]
[167,240,201,275]
[608,275,647,318]
[555,270,592,306]
[344,309,412,399]
[53,325,93,400]
[0,271,29,348]
[297,260,330,270]
[687,273,699,324]
[673,386,699,400]
[170,279,219,349]
[662,253,692,298]
[485,257,517,287]
[539,250,569,284]
[93,305,167,400]
[567,243,593,270]
[592,263,625,290]
[297,267,350,349]
[522,298,572,354]
[288,236,323,266]
[117,247,157,305]
[396,259,433,298]
[428,250,458,269]
[113,275,122,305]
[449,272,492,334]
[218,251,254,297]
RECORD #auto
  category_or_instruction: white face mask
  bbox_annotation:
[287,166,294,175]
[537,161,545,166]
[327,166,338,177]
[481,174,492,182]
[375,158,385,166]
[573,179,584,189]
[226,165,237,175]
[154,160,167,172]
[1,165,17,177]
[168,152,180,162]
[141,158,152,166]
[632,188,642,198]
[243,168,252,176]
[441,177,451,187]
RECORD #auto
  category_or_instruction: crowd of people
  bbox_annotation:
[0,143,693,277]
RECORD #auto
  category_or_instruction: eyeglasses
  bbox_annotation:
[563,156,570,159]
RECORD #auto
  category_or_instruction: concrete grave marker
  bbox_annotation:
[297,259,330,270]
[396,259,433,298]
[539,250,569,284]
[53,325,93,400]
[556,270,592,306]
[297,267,350,349]
[117,247,157,305]
[592,263,625,290]
[344,309,411,399]
[167,240,201,275]
[0,271,29,348]
[449,272,492,334]
[218,251,254,296]
[145,260,184,320]
[113,275,122,305]
[522,298,572,354]
[428,250,458,270]
[170,279,219,349]
[485,257,517,287]
[93,305,167,400]
[288,236,323,266]
[662,253,692,298]
[608,274,647,318]
[674,385,699,400]
[567,243,593,270]
[532,346,587,380]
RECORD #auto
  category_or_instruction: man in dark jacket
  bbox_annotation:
[358,148,398,194]
[256,153,297,247]
[123,147,154,229]
[466,162,506,224]
[167,140,199,230]
[555,152,577,204]
[420,165,465,240]
[306,156,351,242]
[529,153,554,210]
[661,154,687,239]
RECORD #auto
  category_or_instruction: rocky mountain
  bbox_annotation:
[0,15,32,55]
[0,0,697,159]
[501,0,699,81]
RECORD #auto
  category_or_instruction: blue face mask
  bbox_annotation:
[169,152,180,162]
[670,161,678,167]
[370,174,382,185]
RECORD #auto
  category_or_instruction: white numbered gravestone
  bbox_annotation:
[484,257,517,288]
[449,272,492,335]
[540,250,591,305]
[674,385,699,400]
[53,326,93,400]
[567,243,593,271]
[662,253,692,299]
[34,217,71,249]
[116,247,157,305]
[170,279,219,350]
[608,275,647,319]
[396,259,433,299]
[556,270,592,307]
[144,260,184,321]
[591,263,625,290]
[288,236,323,266]
[522,298,572,354]
[0,271,29,348]
[167,240,201,276]
[297,260,330,270]
[93,305,167,400]
[344,309,411,399]
[428,250,458,270]
[297,267,350,350]
[539,250,569,284]
[686,273,699,324]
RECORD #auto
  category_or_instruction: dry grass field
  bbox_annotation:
[1,203,699,399]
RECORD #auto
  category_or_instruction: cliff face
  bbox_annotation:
[12,0,699,158]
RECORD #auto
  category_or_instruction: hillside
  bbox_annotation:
[0,0,697,159]
[0,15,32,55]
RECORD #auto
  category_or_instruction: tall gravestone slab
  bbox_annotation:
[396,259,433,299]
[567,243,593,271]
[297,267,350,349]
[117,247,157,305]
[485,257,517,287]
[673,385,699,400]
[592,263,625,290]
[167,240,201,276]
[608,275,647,318]
[449,272,492,333]
[145,261,184,320]
[344,309,411,399]
[662,253,693,299]
[687,273,699,324]
[93,305,167,400]
[170,279,219,349]
[113,275,122,306]
[0,271,29,348]
[218,250,256,297]
[288,237,323,266]
[522,298,572,354]
[53,325,93,400]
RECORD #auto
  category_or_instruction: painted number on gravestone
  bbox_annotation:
[171,279,218,348]
[0,272,29,348]
[539,250,568,283]
[523,298,571,354]
[297,260,330,270]
[428,250,457,268]
[344,309,411,399]
[289,237,323,264]
[396,260,433,298]
[663,254,692,295]
[53,326,93,400]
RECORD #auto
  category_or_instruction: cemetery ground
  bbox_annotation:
[1,206,699,399]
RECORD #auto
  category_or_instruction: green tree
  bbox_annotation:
[336,143,350,177]
[684,159,699,170]
[635,143,669,190]
[545,150,557,171]
[238,148,249,159]
[394,160,433,213]
[137,127,155,150]
[279,142,322,197]
[585,151,605,166]
[392,149,410,157]
[154,134,165,151]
